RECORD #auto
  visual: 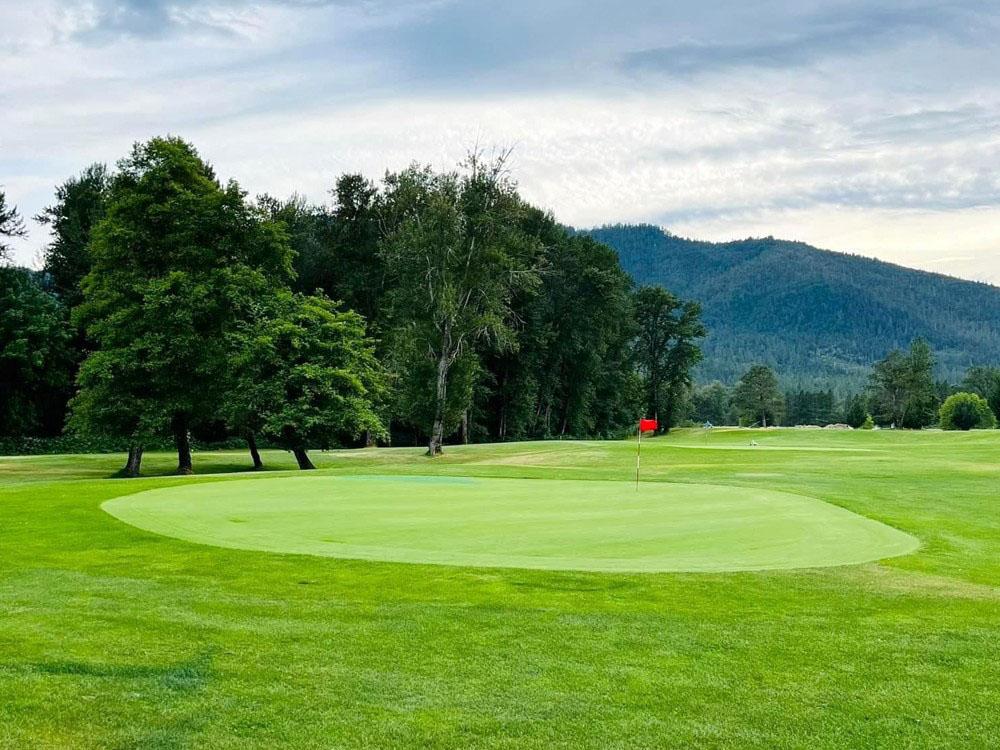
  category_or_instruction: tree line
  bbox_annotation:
[687,339,1000,431]
[1,137,707,473]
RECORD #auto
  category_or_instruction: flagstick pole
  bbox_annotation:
[635,422,642,490]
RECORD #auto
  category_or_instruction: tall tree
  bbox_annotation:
[733,364,784,427]
[224,291,385,470]
[484,224,636,439]
[37,164,111,307]
[72,137,292,475]
[869,339,939,428]
[0,189,27,261]
[842,393,869,428]
[380,154,541,455]
[631,285,705,432]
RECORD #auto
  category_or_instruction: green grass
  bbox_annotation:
[2,428,999,748]
[104,475,918,572]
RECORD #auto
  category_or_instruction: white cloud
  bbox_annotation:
[3,0,1000,284]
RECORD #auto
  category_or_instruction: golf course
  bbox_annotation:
[2,427,999,748]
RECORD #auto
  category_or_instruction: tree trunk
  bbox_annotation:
[123,444,144,477]
[364,429,375,448]
[174,417,193,475]
[427,349,451,457]
[293,447,315,470]
[247,433,263,470]
[460,410,470,444]
[762,412,767,428]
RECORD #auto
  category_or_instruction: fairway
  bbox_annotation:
[103,475,918,572]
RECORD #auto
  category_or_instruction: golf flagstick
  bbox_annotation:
[635,421,641,490]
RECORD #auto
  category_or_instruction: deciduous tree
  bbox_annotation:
[380,154,541,455]
[224,291,385,470]
[72,137,292,475]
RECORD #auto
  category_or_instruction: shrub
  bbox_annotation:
[861,414,875,430]
[939,392,997,431]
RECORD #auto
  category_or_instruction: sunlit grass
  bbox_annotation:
[1,428,998,748]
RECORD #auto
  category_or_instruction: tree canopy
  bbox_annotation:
[939,392,996,431]
[72,137,294,474]
[632,285,705,431]
[733,365,784,427]
[868,339,938,428]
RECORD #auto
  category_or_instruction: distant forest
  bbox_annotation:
[586,224,1000,392]
[3,147,1000,467]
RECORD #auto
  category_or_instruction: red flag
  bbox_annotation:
[639,418,658,433]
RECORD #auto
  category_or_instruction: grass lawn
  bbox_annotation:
[2,428,999,748]
[104,475,917,572]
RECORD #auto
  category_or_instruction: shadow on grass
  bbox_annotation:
[107,463,284,481]
[23,649,214,692]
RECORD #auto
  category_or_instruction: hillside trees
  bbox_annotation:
[588,223,1000,388]
[733,365,784,427]
[72,137,294,475]
[632,285,705,431]
[379,155,541,455]
[869,339,938,428]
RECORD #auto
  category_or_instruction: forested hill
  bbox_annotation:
[585,224,1000,390]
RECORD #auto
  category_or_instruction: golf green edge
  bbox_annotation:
[103,474,919,573]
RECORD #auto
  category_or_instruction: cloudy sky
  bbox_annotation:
[3,0,1000,281]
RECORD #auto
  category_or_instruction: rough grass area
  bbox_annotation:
[2,428,999,748]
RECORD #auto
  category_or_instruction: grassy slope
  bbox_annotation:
[1,429,999,748]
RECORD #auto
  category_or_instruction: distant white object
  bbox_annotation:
[824,423,854,430]
[704,421,714,429]
[750,439,758,447]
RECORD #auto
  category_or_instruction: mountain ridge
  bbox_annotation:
[583,224,1000,391]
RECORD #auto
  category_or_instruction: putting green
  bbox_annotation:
[103,476,919,572]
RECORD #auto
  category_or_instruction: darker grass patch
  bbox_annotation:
[23,649,214,692]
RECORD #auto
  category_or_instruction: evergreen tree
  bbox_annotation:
[690,382,732,425]
[0,268,74,435]
[869,339,939,428]
[37,164,111,308]
[733,365,784,427]
[0,189,26,261]
[632,286,705,431]
[842,393,868,428]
